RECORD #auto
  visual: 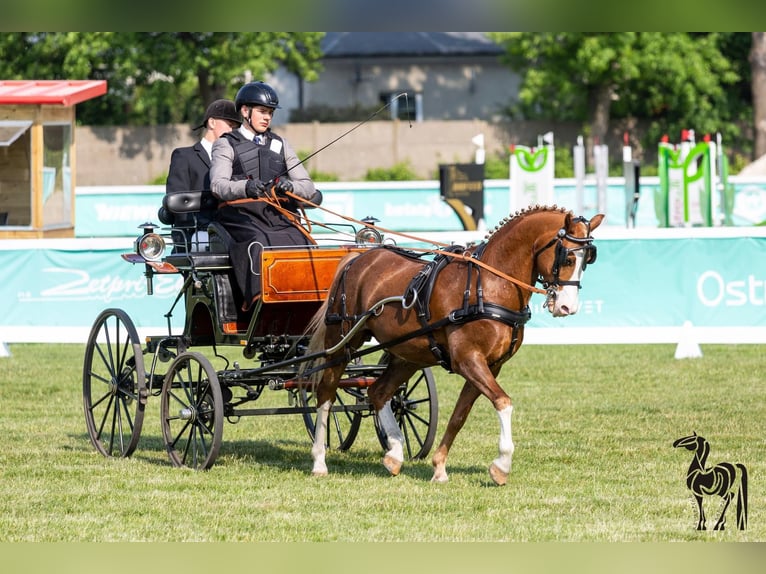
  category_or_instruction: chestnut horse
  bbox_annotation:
[305,205,604,484]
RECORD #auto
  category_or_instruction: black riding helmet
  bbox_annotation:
[235,81,281,111]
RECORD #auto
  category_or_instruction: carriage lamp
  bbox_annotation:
[137,232,166,261]
[356,216,383,244]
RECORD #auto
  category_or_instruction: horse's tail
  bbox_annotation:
[736,463,748,530]
[301,251,363,381]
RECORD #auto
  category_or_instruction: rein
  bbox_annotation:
[284,190,549,296]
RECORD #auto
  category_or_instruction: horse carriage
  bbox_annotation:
[82,185,604,485]
[81,189,439,471]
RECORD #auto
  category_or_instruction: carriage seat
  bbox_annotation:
[159,190,218,253]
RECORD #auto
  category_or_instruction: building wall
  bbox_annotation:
[75,119,642,186]
[271,57,520,123]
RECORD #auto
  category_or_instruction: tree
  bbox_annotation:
[490,33,740,163]
[0,32,325,125]
[751,32,766,159]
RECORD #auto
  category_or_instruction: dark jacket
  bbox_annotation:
[166,141,211,194]
[166,141,215,230]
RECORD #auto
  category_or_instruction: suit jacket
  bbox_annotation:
[166,141,210,194]
[165,141,215,230]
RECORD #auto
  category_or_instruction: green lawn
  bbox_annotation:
[0,343,762,542]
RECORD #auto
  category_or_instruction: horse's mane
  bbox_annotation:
[483,204,571,240]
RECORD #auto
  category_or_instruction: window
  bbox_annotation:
[0,120,32,147]
[0,121,33,226]
[380,91,423,122]
[42,123,72,229]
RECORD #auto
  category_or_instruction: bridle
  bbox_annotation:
[533,216,598,299]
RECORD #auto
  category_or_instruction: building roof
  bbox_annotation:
[321,32,502,58]
[0,80,107,106]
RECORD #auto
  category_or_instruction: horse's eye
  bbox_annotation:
[564,256,575,267]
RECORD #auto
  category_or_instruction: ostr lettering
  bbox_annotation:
[697,270,765,307]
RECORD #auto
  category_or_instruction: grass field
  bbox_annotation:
[0,342,763,542]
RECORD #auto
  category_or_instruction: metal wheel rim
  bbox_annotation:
[160,351,224,470]
[82,308,147,458]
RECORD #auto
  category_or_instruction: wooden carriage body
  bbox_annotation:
[161,242,366,353]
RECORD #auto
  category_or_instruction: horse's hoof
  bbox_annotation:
[489,463,508,486]
[311,464,328,477]
[383,455,402,476]
[431,473,449,484]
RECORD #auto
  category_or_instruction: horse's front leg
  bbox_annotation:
[431,381,481,483]
[489,404,515,486]
[694,494,706,530]
[450,353,514,486]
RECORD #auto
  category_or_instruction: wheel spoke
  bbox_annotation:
[161,352,223,470]
[83,309,146,459]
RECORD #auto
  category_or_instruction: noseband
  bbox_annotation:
[533,216,598,295]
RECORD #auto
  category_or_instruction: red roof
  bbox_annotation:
[0,80,107,106]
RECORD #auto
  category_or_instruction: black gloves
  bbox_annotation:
[245,178,292,198]
[275,179,293,194]
[245,179,267,198]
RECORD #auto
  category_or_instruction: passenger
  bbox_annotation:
[210,81,317,311]
[165,99,241,244]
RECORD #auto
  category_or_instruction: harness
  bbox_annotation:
[325,245,531,372]
[533,215,598,290]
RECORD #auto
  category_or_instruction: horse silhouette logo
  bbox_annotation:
[673,432,748,530]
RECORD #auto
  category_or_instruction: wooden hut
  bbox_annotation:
[0,80,107,238]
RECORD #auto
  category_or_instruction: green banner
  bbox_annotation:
[2,232,764,343]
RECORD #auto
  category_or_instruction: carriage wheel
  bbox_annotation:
[374,359,438,460]
[160,352,224,470]
[82,308,147,458]
[300,382,363,452]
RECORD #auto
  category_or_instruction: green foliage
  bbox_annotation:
[0,32,325,126]
[554,146,574,178]
[149,173,168,186]
[490,33,745,160]
[309,169,339,182]
[483,152,510,179]
[728,151,751,175]
[364,161,419,181]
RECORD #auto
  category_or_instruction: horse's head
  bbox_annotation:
[534,211,604,317]
[673,432,706,451]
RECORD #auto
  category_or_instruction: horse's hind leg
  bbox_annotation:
[310,362,347,477]
[431,381,481,484]
[714,493,733,531]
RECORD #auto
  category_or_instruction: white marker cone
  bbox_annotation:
[0,343,11,358]
[674,320,702,359]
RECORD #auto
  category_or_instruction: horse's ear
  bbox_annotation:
[589,213,605,231]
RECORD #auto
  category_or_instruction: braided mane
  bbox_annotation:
[484,204,571,240]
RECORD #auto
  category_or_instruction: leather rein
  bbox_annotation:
[283,190,555,295]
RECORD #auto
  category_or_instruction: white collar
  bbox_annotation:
[200,138,213,159]
[239,125,256,141]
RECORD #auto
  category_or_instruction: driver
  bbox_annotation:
[210,81,317,311]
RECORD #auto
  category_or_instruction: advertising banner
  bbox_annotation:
[2,231,764,344]
[0,239,184,341]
